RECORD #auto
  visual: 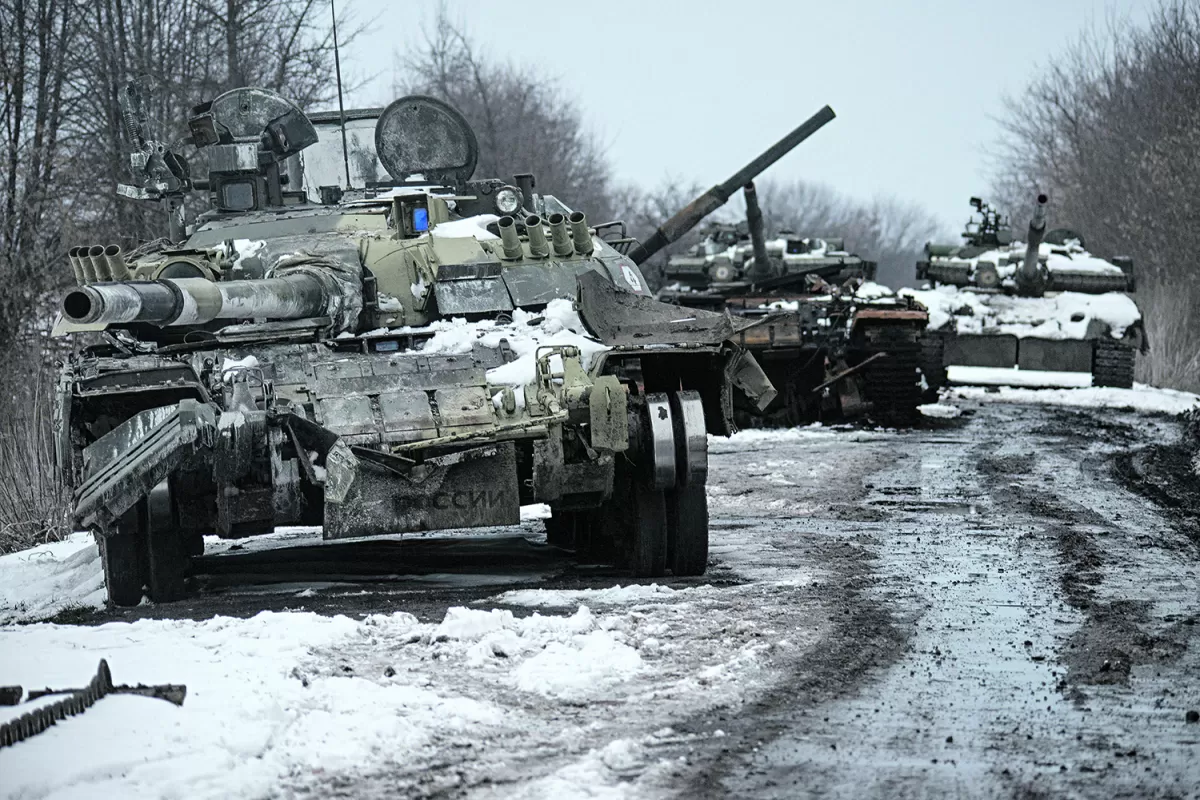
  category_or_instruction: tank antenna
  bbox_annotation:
[330,0,352,189]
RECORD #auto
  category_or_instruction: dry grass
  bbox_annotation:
[1138,283,1200,394]
[0,354,71,555]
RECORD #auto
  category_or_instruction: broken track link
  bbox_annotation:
[0,659,186,749]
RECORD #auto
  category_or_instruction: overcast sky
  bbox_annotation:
[339,0,1152,234]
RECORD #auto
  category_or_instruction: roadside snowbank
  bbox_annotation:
[0,533,104,624]
[0,582,802,798]
[919,403,962,419]
[949,383,1198,415]
[710,424,890,454]
[494,583,688,608]
[948,365,1092,388]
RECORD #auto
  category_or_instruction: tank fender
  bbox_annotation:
[74,400,219,531]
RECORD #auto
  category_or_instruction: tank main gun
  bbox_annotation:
[1016,192,1049,295]
[61,262,359,330]
[743,182,774,283]
[627,105,836,265]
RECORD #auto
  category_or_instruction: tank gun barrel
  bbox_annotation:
[627,105,836,265]
[1018,192,1049,290]
[62,274,331,328]
[743,182,773,282]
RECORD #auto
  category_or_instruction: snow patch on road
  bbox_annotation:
[494,583,687,608]
[950,383,1198,414]
[0,532,105,623]
[709,424,887,454]
[919,402,962,419]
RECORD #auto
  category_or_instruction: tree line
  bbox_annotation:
[398,13,942,290]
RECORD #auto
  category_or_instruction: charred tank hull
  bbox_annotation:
[660,285,929,427]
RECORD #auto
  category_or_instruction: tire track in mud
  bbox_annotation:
[681,539,906,798]
[667,433,918,798]
[680,404,1200,799]
[972,414,1190,693]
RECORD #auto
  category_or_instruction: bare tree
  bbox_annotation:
[0,0,357,551]
[622,176,943,290]
[612,178,707,288]
[0,0,78,349]
[394,10,616,220]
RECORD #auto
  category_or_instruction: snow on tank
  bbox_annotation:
[910,195,1144,391]
[901,283,1140,342]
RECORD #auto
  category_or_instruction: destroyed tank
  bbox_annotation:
[655,181,929,426]
[907,195,1144,390]
[51,87,831,605]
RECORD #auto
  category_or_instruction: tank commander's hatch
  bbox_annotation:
[187,88,318,211]
[189,87,318,161]
[374,95,479,184]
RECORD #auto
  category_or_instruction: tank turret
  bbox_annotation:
[627,105,835,265]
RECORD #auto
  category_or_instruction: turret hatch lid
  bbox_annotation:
[374,95,479,184]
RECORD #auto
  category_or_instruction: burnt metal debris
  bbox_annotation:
[51,85,840,604]
[916,194,1144,391]
[656,179,929,427]
[0,660,186,749]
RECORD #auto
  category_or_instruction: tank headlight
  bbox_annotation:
[494,187,521,215]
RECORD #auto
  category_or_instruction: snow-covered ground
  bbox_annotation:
[2,384,1197,797]
[0,510,818,798]
[948,365,1094,388]
[947,383,1198,414]
[0,579,811,798]
[0,533,105,624]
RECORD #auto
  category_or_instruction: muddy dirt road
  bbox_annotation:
[5,397,1199,799]
[689,401,1200,799]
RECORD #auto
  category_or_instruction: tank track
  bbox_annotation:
[919,332,948,400]
[861,333,924,427]
[0,660,187,749]
[1092,339,1136,388]
[0,661,114,749]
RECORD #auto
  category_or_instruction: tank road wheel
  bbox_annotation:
[667,483,709,576]
[97,509,147,607]
[97,480,191,606]
[628,475,669,578]
[666,391,709,576]
[1092,338,1135,388]
[591,391,711,578]
[144,480,189,602]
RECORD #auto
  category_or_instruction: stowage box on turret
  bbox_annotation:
[54,88,796,604]
[906,195,1144,390]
